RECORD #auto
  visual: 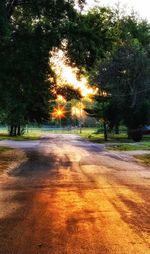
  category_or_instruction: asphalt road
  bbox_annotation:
[0,134,150,254]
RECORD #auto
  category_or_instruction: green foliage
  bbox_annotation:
[91,39,150,138]
[85,12,150,141]
[0,0,84,135]
[66,7,114,71]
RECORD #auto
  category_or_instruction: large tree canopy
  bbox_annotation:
[89,40,150,140]
[65,7,115,71]
[0,0,86,135]
[85,12,150,141]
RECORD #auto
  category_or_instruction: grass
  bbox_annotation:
[0,127,96,141]
[80,130,132,143]
[0,132,42,141]
[0,127,149,151]
[106,143,150,151]
[134,154,150,165]
[79,129,150,151]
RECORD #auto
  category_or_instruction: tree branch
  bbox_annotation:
[6,0,18,19]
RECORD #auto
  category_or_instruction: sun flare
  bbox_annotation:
[51,105,66,119]
[50,49,97,98]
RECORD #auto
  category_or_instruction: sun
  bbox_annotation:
[51,105,66,119]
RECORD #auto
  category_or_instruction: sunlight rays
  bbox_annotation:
[50,49,97,98]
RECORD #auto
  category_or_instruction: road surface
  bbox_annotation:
[0,134,150,254]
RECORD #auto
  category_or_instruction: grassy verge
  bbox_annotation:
[80,129,150,151]
[81,131,150,142]
[0,127,97,141]
[134,154,150,165]
[106,143,150,151]
[0,132,42,141]
[80,131,131,143]
[0,127,149,150]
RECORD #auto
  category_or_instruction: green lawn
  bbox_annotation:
[80,129,130,142]
[0,132,42,141]
[0,127,149,152]
[80,131,131,143]
[0,127,96,141]
[80,129,150,151]
[106,143,150,151]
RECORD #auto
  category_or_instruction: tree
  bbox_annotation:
[65,7,115,72]
[92,41,150,141]
[56,85,82,101]
[0,0,86,135]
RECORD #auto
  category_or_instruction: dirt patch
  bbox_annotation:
[0,148,26,176]
[134,154,150,166]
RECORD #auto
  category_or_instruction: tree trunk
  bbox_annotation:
[14,125,17,136]
[17,124,21,135]
[127,128,132,139]
[9,125,13,136]
[6,0,18,19]
[115,124,119,134]
[103,122,108,141]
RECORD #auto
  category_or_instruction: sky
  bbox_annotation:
[85,0,150,21]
